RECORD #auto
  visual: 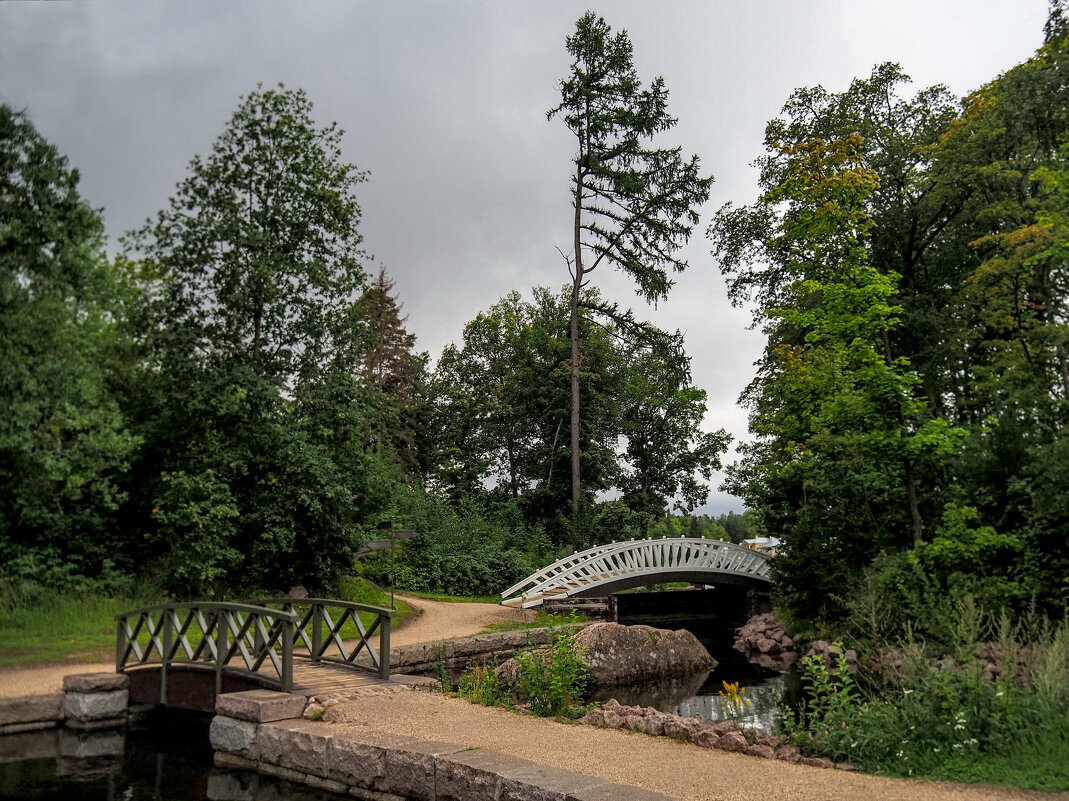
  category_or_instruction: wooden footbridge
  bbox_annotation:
[501,537,772,609]
[115,598,397,710]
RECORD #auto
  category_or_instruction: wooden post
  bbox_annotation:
[161,610,171,706]
[115,618,125,674]
[378,614,391,680]
[312,604,323,661]
[281,616,293,693]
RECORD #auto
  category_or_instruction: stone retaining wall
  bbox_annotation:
[210,688,674,801]
[0,672,131,735]
[387,624,588,675]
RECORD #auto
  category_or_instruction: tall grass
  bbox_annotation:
[0,587,163,667]
[781,601,1069,791]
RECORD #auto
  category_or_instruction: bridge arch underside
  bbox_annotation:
[570,569,771,598]
[126,664,280,713]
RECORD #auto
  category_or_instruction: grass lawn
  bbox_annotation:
[478,608,585,634]
[391,589,503,604]
[0,593,157,668]
[0,577,412,669]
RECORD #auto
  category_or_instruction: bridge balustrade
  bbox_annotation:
[116,598,395,704]
[116,602,299,702]
[248,598,394,680]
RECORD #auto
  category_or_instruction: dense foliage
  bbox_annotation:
[428,286,727,548]
[1,73,726,603]
[710,14,1069,630]
[783,614,1069,790]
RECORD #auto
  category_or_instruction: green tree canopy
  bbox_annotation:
[0,105,139,588]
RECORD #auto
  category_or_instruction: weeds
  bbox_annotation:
[457,616,590,719]
[780,614,1069,791]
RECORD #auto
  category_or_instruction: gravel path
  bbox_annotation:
[328,692,1068,801]
[388,593,533,647]
[0,593,525,697]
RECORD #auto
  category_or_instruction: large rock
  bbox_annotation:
[495,623,714,688]
[574,622,716,686]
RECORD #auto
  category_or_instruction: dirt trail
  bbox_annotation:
[0,593,526,697]
[329,692,1068,801]
[388,593,532,647]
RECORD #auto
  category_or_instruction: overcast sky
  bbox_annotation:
[1,1,1051,514]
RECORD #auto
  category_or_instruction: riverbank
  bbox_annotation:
[0,592,531,698]
[325,691,1068,801]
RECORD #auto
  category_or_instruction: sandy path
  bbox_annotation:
[0,594,527,697]
[328,692,1067,801]
[388,593,533,647]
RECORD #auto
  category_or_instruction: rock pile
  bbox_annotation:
[577,699,856,771]
[805,640,859,673]
[732,613,799,670]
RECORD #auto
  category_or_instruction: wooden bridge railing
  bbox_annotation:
[116,602,300,702]
[116,598,396,704]
[248,598,394,680]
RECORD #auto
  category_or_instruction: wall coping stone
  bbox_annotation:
[210,712,680,801]
[566,784,677,801]
[63,673,129,693]
[0,693,63,726]
[216,689,307,722]
[498,761,610,800]
[436,748,542,801]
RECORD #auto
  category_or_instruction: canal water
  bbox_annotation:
[0,711,338,801]
[598,587,796,731]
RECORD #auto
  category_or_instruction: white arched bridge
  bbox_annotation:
[500,537,772,609]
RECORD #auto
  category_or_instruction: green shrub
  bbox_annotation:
[511,628,590,718]
[358,492,554,597]
[780,621,1069,790]
[457,624,590,720]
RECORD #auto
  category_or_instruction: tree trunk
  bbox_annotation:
[570,163,584,516]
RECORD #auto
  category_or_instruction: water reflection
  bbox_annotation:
[595,606,797,733]
[0,713,341,801]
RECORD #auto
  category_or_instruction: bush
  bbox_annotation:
[781,620,1069,790]
[458,624,590,720]
[359,491,555,596]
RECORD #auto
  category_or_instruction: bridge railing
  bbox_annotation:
[248,598,395,680]
[501,537,773,607]
[116,602,299,702]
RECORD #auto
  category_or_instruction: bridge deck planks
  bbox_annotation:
[290,661,397,697]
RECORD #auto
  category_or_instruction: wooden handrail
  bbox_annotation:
[246,598,393,679]
[116,602,299,700]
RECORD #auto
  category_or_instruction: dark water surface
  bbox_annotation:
[0,712,337,801]
[603,595,796,731]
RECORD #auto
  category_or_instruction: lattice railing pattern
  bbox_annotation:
[116,598,396,703]
[501,537,772,608]
[116,602,299,700]
[249,598,394,679]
